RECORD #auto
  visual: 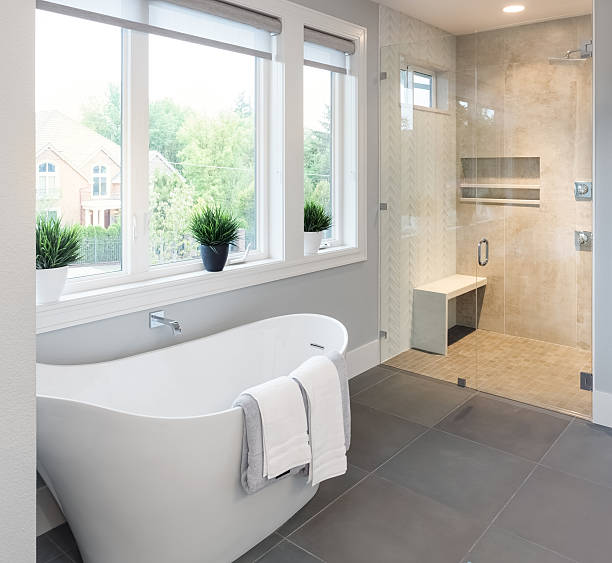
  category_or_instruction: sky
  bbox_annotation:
[36,10,330,131]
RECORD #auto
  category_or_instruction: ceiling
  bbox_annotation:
[377,0,592,35]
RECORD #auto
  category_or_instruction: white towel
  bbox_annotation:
[291,356,347,486]
[244,376,311,479]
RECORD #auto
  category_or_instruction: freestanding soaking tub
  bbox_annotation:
[37,314,348,563]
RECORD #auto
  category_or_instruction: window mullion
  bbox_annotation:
[123,29,150,276]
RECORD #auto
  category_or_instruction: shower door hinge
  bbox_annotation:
[457,377,467,388]
[580,371,593,392]
[380,202,388,211]
[380,71,388,81]
[379,330,388,339]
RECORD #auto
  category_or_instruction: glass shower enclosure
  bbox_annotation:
[380,16,593,418]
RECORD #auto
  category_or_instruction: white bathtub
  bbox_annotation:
[37,314,348,563]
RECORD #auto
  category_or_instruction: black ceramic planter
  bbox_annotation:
[200,244,230,272]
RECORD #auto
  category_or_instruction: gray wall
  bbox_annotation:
[37,0,380,365]
[594,0,612,397]
[1,0,36,559]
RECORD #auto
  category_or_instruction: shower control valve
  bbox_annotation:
[575,230,592,251]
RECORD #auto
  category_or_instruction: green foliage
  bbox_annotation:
[36,215,82,269]
[82,83,121,144]
[304,200,332,233]
[304,104,332,214]
[150,169,203,264]
[189,205,241,247]
[149,99,192,167]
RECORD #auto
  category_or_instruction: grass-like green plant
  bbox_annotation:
[189,205,241,247]
[304,201,332,232]
[36,215,82,270]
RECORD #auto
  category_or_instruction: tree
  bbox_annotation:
[304,104,332,213]
[149,99,192,167]
[82,83,121,144]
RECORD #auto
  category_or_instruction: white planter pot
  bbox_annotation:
[304,231,324,256]
[36,266,68,304]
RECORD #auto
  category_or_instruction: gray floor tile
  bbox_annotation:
[347,403,426,471]
[290,475,484,563]
[47,524,78,553]
[542,420,612,488]
[64,549,83,563]
[463,527,576,563]
[437,395,570,461]
[378,430,534,521]
[349,365,395,396]
[353,372,474,426]
[233,533,283,563]
[257,541,322,563]
[278,464,368,536]
[37,535,62,563]
[496,466,612,563]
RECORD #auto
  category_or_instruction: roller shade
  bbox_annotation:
[304,26,355,74]
[37,0,281,59]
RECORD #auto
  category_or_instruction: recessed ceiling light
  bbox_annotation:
[503,4,525,13]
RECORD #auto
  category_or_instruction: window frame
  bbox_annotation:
[36,161,57,198]
[91,164,108,197]
[36,0,367,334]
[411,66,436,110]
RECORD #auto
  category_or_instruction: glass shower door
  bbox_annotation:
[466,18,593,418]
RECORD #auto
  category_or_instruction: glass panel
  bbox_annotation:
[35,9,123,277]
[148,34,257,266]
[303,65,333,241]
[379,36,477,388]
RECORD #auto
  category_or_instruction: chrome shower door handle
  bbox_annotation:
[478,238,489,267]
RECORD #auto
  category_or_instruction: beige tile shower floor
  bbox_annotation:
[385,328,593,419]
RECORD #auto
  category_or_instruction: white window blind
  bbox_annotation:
[37,0,281,58]
[304,26,355,74]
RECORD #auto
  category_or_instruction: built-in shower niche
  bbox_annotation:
[460,156,541,206]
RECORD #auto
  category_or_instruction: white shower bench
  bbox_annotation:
[412,274,487,355]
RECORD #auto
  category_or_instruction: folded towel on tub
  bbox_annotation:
[233,352,350,494]
[290,354,348,486]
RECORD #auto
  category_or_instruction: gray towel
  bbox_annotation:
[233,352,351,494]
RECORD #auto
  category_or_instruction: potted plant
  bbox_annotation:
[36,215,82,303]
[304,201,332,256]
[189,205,241,272]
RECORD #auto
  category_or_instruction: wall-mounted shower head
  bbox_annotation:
[548,40,592,64]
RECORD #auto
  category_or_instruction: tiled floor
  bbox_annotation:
[37,366,612,563]
[385,327,593,418]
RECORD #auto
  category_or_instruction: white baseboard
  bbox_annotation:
[346,339,380,379]
[593,389,612,428]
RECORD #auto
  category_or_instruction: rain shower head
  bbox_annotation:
[548,40,592,64]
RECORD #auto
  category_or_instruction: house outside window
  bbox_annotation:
[92,165,108,197]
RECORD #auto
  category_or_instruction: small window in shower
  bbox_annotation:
[413,70,434,108]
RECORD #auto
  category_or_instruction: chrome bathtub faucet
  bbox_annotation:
[149,310,182,336]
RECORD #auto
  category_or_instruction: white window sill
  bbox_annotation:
[414,105,450,116]
[36,245,366,333]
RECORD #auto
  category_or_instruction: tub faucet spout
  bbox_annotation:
[149,311,182,336]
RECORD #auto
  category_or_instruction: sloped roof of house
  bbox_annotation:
[36,110,121,172]
[36,110,181,182]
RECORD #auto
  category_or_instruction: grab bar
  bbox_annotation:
[478,238,489,267]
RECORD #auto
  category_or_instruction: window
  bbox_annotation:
[35,0,366,332]
[413,70,434,108]
[36,10,122,279]
[148,35,258,266]
[304,66,333,241]
[37,162,57,198]
[92,165,108,197]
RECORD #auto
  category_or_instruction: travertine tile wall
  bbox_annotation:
[455,16,593,350]
[380,5,457,360]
